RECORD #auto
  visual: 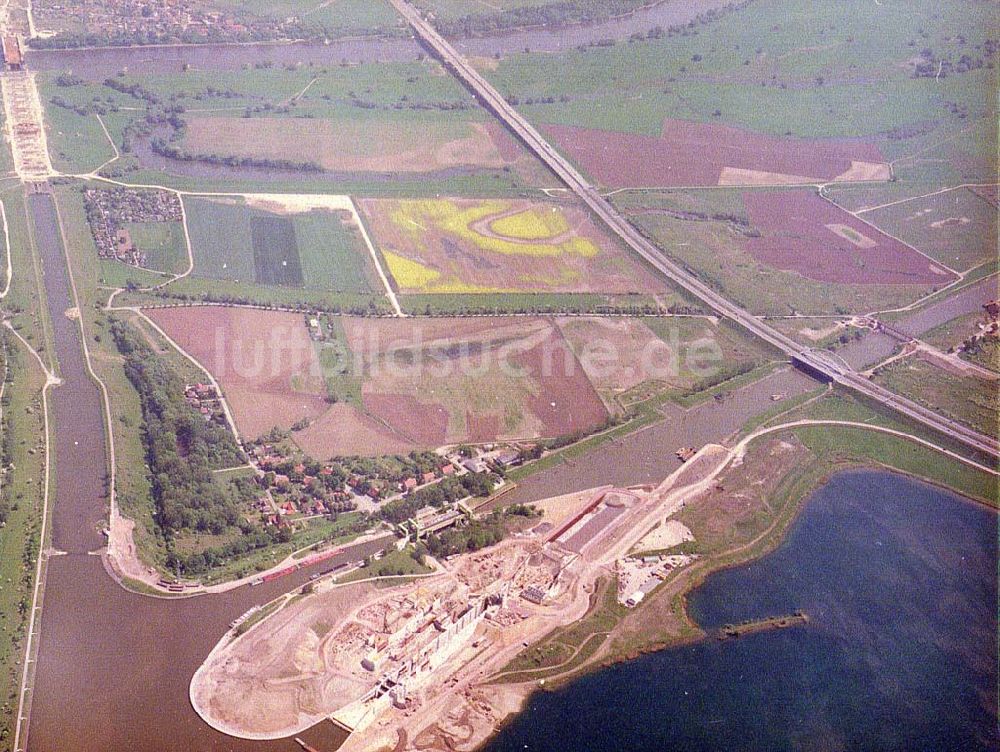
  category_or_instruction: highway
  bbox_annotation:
[389,0,998,461]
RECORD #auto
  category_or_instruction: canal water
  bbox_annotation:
[485,470,998,752]
[25,192,385,751]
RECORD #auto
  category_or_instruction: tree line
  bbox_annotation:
[110,319,250,537]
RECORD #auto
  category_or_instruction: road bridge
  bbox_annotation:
[389,0,998,461]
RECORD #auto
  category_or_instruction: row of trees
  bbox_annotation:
[111,319,251,536]
[431,0,655,38]
[148,138,323,173]
[0,337,13,526]
[146,290,385,316]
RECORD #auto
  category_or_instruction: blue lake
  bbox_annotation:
[484,470,998,752]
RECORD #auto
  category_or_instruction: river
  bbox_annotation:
[484,470,999,752]
[25,0,739,79]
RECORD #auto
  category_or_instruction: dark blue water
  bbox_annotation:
[485,470,998,752]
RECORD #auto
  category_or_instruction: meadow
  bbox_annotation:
[183,195,377,293]
[858,188,997,272]
[123,220,188,275]
[38,60,555,194]
[873,357,998,438]
[616,189,938,316]
[483,0,996,139]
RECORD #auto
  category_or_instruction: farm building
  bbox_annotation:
[3,36,22,70]
[462,458,488,474]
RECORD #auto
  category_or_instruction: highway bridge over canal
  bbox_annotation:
[390,0,998,461]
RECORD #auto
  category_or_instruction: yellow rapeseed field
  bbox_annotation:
[383,249,510,293]
[390,199,598,258]
[383,250,441,288]
[489,207,570,240]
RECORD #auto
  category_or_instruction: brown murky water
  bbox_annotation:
[500,367,816,506]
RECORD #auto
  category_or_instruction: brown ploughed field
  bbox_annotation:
[542,118,889,188]
[144,306,330,440]
[342,317,609,446]
[742,190,957,285]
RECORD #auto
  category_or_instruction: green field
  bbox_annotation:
[183,196,376,293]
[397,291,669,315]
[413,0,571,21]
[250,215,303,285]
[0,335,49,747]
[123,221,188,275]
[963,338,1000,374]
[315,316,363,405]
[419,0,664,36]
[96,259,172,291]
[483,0,996,143]
[42,103,116,174]
[644,315,773,383]
[2,190,55,363]
[921,312,987,354]
[873,357,998,438]
[858,188,996,272]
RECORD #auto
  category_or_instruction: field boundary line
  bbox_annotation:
[174,193,195,281]
[818,189,961,277]
[852,182,1000,215]
[285,76,318,104]
[735,419,998,477]
[888,118,990,171]
[865,267,997,317]
[348,197,404,316]
[90,114,120,175]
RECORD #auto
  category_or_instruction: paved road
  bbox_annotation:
[390,0,998,461]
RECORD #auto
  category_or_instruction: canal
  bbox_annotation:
[25,192,377,751]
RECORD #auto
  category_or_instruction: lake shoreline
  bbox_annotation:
[465,457,996,752]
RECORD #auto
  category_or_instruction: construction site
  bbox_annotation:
[1,66,52,180]
[189,443,731,749]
